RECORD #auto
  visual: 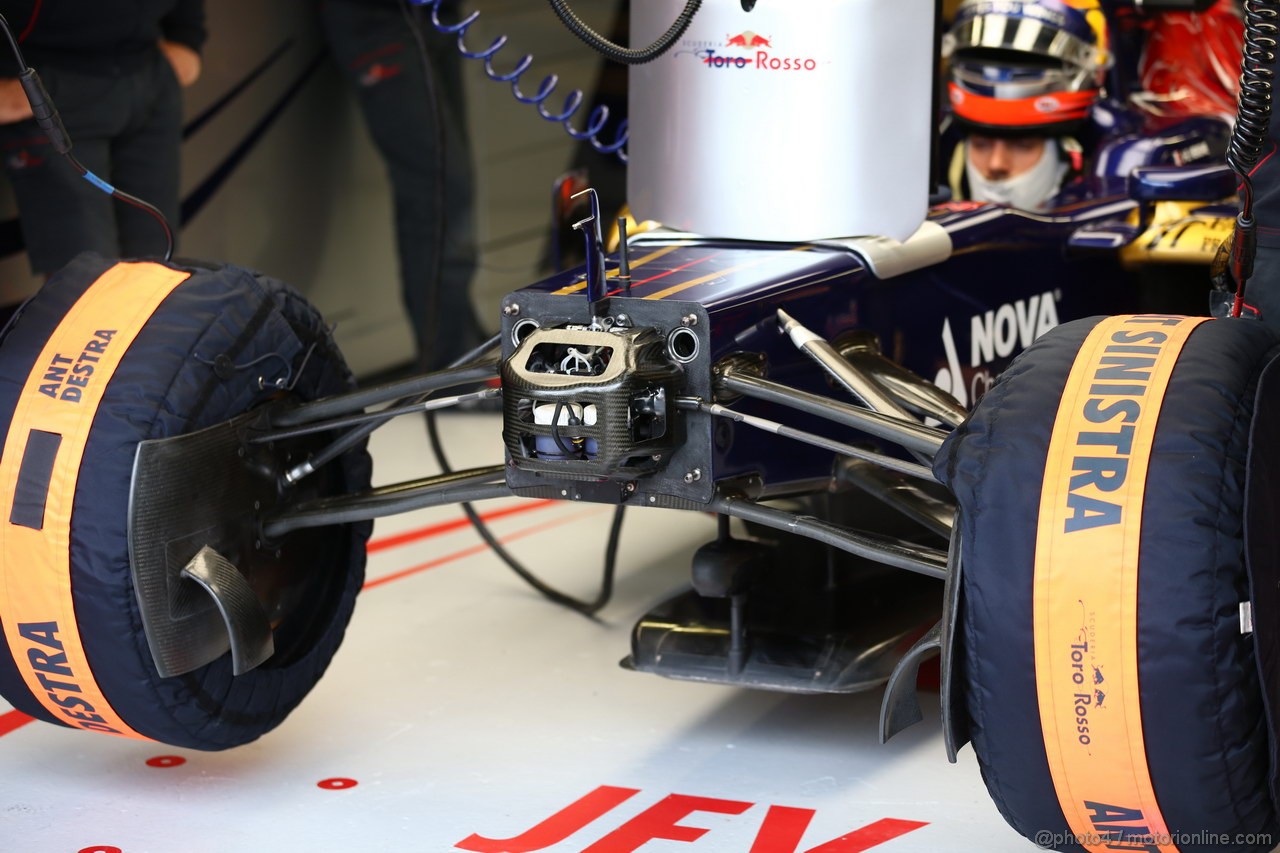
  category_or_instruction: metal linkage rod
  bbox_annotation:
[263,466,510,538]
[270,361,498,428]
[277,335,504,486]
[677,398,936,482]
[716,371,947,458]
[777,309,915,419]
[837,332,968,427]
[708,492,948,580]
[251,388,501,445]
[839,459,954,540]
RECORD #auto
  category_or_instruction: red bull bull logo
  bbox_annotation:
[726,31,772,48]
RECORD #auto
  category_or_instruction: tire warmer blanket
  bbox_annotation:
[1034,314,1209,853]
[0,262,190,739]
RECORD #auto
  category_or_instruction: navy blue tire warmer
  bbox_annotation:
[0,254,372,750]
[936,316,1280,852]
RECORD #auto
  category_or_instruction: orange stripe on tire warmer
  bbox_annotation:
[0,262,190,740]
[1034,315,1209,852]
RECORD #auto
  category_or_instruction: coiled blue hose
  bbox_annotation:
[409,0,629,161]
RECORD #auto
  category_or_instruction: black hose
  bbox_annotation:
[399,1,626,617]
[0,11,21,63]
[1224,0,1278,315]
[0,14,175,261]
[425,411,625,618]
[66,153,175,262]
[547,0,701,65]
[1226,1,1278,203]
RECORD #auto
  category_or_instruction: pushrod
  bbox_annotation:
[677,398,936,482]
[271,361,498,428]
[716,371,947,457]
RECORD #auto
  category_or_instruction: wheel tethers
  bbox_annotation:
[938,315,1280,852]
[0,253,371,750]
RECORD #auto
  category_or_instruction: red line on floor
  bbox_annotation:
[363,506,607,590]
[0,709,34,738]
[366,499,555,554]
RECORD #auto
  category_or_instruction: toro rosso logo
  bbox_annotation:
[1067,601,1105,750]
[687,34,820,72]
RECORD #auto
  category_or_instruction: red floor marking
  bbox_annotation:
[146,755,186,768]
[363,506,607,590]
[0,709,33,737]
[366,500,555,554]
[318,777,358,790]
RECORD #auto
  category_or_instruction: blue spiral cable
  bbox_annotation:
[409,0,629,162]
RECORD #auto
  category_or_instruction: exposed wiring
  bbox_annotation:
[0,13,175,261]
[549,400,585,459]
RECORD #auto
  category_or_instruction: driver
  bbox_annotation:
[944,0,1109,211]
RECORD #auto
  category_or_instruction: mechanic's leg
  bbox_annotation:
[110,52,182,261]
[0,68,122,275]
[320,0,481,371]
[1244,248,1280,322]
[426,8,482,357]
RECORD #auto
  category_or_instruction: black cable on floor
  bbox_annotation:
[402,1,625,616]
[425,411,625,618]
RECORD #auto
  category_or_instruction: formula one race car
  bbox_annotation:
[2,0,1280,852]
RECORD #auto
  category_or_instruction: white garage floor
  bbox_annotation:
[0,412,1041,853]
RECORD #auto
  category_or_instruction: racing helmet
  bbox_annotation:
[945,0,1110,136]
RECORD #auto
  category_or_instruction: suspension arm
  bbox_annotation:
[263,466,511,538]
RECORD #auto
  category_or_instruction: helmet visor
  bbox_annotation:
[951,58,1091,102]
[948,10,1102,72]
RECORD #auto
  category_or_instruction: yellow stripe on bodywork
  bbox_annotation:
[551,244,688,295]
[642,246,812,301]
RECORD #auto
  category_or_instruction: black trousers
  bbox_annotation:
[319,0,481,372]
[0,50,181,275]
